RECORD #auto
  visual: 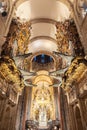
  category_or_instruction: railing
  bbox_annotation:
[25,119,60,130]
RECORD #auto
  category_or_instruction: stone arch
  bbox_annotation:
[15,0,72,14]
[30,51,56,64]
[16,0,72,8]
[57,0,72,11]
[74,0,84,21]
[75,0,87,18]
[74,106,83,130]
[15,0,29,9]
[30,51,57,71]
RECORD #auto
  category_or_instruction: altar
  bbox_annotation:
[39,109,47,128]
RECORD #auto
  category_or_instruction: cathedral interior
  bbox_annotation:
[0,0,87,130]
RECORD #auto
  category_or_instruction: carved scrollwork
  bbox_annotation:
[56,19,84,56]
[62,57,87,91]
[0,56,24,92]
[2,20,31,57]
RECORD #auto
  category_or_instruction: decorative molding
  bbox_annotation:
[30,36,57,44]
[29,50,57,71]
[30,18,57,25]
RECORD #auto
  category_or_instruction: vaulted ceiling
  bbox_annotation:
[0,0,86,93]
[14,0,71,53]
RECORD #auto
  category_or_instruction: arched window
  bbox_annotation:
[79,0,87,18]
[0,2,7,17]
[33,54,54,64]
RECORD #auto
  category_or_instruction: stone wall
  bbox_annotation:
[66,70,87,130]
[0,72,20,130]
[16,87,32,130]
[0,0,16,54]
[0,97,17,130]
